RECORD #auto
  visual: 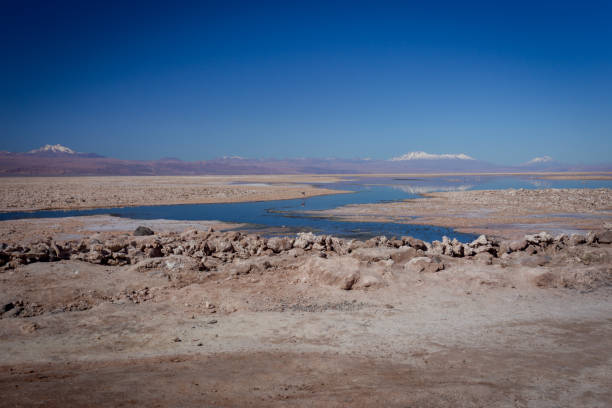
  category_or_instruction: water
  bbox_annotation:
[1,175,610,242]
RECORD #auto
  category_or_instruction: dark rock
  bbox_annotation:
[134,226,154,236]
[2,302,15,313]
[147,243,163,258]
[595,230,612,244]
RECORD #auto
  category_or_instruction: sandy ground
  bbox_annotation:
[1,182,612,407]
[0,175,348,212]
[316,188,612,240]
[0,215,244,245]
[0,216,611,407]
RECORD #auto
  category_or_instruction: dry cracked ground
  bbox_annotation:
[1,217,612,407]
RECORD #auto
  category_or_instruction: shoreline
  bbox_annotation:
[0,188,353,214]
[311,188,612,240]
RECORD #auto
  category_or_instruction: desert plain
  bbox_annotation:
[1,174,611,407]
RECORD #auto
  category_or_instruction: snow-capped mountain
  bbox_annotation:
[390,151,475,161]
[0,146,609,176]
[525,156,553,165]
[28,144,76,154]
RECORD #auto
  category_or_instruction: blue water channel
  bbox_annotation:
[2,175,610,242]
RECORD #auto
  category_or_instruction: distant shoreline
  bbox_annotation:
[1,171,611,179]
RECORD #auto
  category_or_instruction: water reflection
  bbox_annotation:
[390,185,474,194]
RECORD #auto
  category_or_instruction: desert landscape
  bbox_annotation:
[1,175,612,407]
[5,2,612,406]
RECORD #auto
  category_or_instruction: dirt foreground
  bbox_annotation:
[1,216,611,407]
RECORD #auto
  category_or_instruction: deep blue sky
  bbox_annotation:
[1,1,611,164]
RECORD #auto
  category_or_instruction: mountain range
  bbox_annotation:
[0,145,609,176]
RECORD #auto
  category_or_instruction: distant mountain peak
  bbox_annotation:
[390,151,475,161]
[526,156,553,164]
[28,144,76,154]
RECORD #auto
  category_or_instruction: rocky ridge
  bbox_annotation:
[1,227,611,296]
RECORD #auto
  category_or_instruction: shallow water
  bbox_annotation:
[1,176,610,242]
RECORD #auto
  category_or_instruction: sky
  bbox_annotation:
[1,1,611,164]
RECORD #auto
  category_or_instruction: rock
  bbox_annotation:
[210,237,234,253]
[390,247,418,263]
[428,241,444,256]
[509,239,528,252]
[586,231,597,245]
[340,273,359,290]
[267,237,293,253]
[451,239,464,257]
[293,232,316,249]
[389,239,403,248]
[199,256,221,271]
[147,243,163,258]
[405,257,444,273]
[134,226,154,236]
[350,247,396,262]
[2,302,16,313]
[470,235,489,247]
[311,242,324,251]
[462,244,475,257]
[2,302,23,318]
[525,232,553,246]
[300,256,364,289]
[595,230,612,244]
[287,248,305,258]
[346,239,363,252]
[363,238,378,248]
[105,240,125,252]
[569,234,586,246]
[402,236,427,251]
[329,237,347,254]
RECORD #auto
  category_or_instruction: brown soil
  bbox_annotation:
[1,217,611,407]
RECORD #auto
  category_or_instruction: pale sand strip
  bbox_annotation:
[0,175,349,212]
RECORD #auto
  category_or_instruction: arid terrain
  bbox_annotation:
[318,187,612,239]
[0,175,346,212]
[1,177,611,407]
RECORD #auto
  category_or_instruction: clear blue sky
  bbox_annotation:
[1,1,611,164]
